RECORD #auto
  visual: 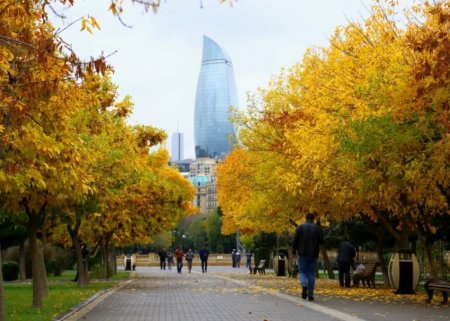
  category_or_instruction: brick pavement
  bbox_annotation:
[62,266,449,321]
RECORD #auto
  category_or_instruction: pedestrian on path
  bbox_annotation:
[246,250,253,269]
[231,249,236,268]
[158,248,167,270]
[292,212,324,301]
[199,246,209,273]
[236,250,241,268]
[174,245,184,274]
[167,250,174,270]
[336,238,356,288]
[185,248,194,273]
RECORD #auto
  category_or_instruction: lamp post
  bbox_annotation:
[171,230,175,251]
[182,234,186,250]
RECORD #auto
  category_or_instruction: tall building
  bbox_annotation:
[171,132,184,161]
[188,158,218,215]
[194,36,239,159]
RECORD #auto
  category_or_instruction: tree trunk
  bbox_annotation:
[103,236,114,279]
[320,245,335,279]
[397,230,410,251]
[81,244,89,286]
[68,218,89,286]
[109,245,115,278]
[74,236,89,287]
[374,225,391,286]
[101,241,107,279]
[375,231,391,287]
[26,224,48,307]
[424,242,439,281]
[19,241,26,281]
[112,245,117,275]
[73,235,84,286]
[0,244,7,321]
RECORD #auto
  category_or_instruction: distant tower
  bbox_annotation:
[194,36,239,159]
[171,132,184,161]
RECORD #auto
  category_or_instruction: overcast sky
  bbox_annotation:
[52,0,409,159]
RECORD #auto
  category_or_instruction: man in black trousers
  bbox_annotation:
[337,238,356,287]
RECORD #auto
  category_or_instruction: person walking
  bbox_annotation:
[337,238,356,288]
[245,250,253,269]
[185,248,194,273]
[236,250,241,268]
[158,248,167,270]
[167,250,174,270]
[199,246,209,273]
[231,249,236,268]
[292,213,324,301]
[174,245,184,274]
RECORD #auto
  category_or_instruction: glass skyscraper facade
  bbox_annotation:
[194,36,238,159]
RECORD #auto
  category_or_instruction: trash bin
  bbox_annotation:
[124,255,132,271]
[388,249,419,294]
[273,254,287,276]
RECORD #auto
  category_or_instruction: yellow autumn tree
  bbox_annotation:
[220,0,449,279]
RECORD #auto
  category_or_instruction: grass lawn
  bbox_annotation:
[4,270,130,321]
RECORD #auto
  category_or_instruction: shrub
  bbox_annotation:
[2,261,19,281]
[89,264,104,279]
[45,246,72,276]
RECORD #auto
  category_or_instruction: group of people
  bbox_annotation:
[292,213,366,302]
[150,213,361,303]
[231,249,253,268]
[158,245,210,274]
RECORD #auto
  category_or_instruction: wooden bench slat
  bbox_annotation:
[249,260,266,275]
[425,280,449,304]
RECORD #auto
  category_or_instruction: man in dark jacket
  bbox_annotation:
[292,213,324,301]
[199,246,209,273]
[336,238,356,287]
[158,248,167,270]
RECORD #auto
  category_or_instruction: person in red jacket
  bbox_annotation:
[174,245,184,274]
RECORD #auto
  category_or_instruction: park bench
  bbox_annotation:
[424,280,449,304]
[353,261,380,288]
[249,260,266,275]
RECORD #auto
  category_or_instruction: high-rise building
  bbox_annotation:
[171,132,184,161]
[188,158,218,215]
[194,36,239,159]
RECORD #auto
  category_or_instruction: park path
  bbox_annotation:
[63,266,449,321]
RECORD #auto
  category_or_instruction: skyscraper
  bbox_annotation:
[194,36,239,159]
[171,132,184,161]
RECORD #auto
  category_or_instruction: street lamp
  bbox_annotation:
[171,229,176,250]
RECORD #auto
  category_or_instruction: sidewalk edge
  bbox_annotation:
[52,279,133,321]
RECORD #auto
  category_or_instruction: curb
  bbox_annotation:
[52,279,133,321]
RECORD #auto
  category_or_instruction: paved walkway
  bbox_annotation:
[62,266,449,321]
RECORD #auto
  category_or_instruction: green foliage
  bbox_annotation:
[253,232,277,264]
[2,261,19,281]
[204,210,236,253]
[0,216,27,249]
[45,246,72,277]
[184,217,206,250]
[89,264,104,279]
